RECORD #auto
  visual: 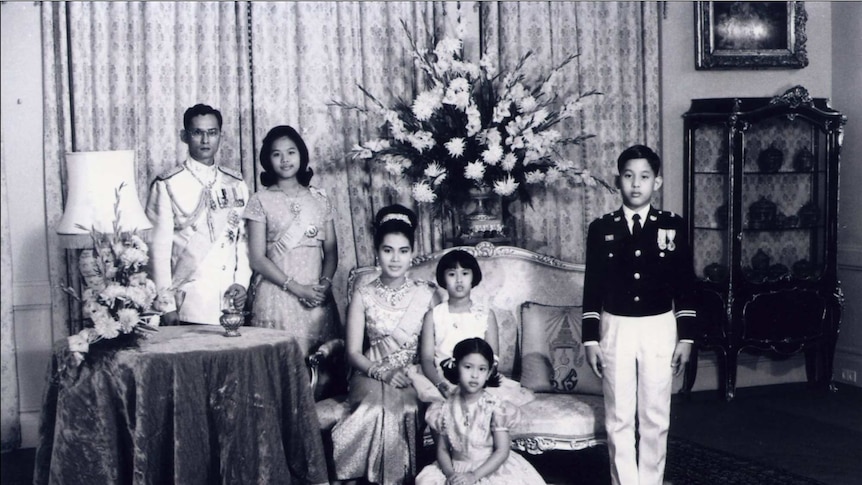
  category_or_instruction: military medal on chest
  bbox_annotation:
[657,228,676,251]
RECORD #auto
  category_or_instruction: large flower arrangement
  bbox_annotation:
[333,21,611,210]
[62,185,167,369]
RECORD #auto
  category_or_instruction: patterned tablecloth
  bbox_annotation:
[34,325,328,485]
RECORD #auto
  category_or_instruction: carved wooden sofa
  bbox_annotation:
[308,242,606,455]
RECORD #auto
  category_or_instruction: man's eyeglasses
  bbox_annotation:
[188,128,221,139]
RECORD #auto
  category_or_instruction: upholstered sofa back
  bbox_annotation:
[347,242,585,380]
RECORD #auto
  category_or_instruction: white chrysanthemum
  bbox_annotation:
[120,247,148,268]
[466,105,482,137]
[482,145,504,165]
[117,308,140,333]
[125,285,153,310]
[501,153,518,172]
[525,170,546,184]
[100,283,126,305]
[93,312,121,340]
[424,162,447,179]
[580,169,597,187]
[128,272,149,286]
[129,235,147,251]
[493,175,519,196]
[408,131,436,153]
[445,138,466,158]
[464,161,486,181]
[412,88,443,121]
[411,181,437,204]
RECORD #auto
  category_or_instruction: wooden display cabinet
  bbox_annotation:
[682,86,846,400]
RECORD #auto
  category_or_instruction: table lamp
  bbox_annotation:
[56,150,153,332]
[56,150,152,247]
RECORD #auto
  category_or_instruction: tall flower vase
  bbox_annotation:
[452,186,511,246]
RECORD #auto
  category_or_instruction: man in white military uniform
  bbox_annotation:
[146,104,251,325]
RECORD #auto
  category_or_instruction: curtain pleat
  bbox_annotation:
[1,134,22,452]
[481,1,661,260]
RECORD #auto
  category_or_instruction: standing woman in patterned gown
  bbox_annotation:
[330,204,438,484]
[243,125,340,355]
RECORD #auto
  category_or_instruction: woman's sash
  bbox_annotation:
[365,282,432,364]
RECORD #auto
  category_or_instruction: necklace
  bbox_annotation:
[374,278,412,306]
[271,186,303,214]
[460,395,477,428]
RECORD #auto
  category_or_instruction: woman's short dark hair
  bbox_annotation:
[441,337,501,388]
[435,249,483,288]
[258,125,313,187]
[373,204,417,249]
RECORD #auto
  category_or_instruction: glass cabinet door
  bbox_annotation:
[690,122,731,285]
[740,114,826,283]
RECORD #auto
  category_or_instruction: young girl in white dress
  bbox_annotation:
[418,250,534,406]
[416,338,546,485]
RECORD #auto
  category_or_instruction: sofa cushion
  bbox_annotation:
[511,393,605,441]
[519,302,603,395]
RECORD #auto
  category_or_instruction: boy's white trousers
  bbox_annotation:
[600,311,677,485]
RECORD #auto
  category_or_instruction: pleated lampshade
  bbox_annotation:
[56,150,152,248]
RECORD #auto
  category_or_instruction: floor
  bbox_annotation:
[4,383,860,485]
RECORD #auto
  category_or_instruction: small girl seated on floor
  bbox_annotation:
[416,337,546,485]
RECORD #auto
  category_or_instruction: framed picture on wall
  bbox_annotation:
[695,1,808,70]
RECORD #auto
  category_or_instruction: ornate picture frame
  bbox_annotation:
[695,1,808,70]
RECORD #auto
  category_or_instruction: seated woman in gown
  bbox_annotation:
[330,204,438,484]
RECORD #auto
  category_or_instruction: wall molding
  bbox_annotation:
[12,280,52,309]
[838,243,862,269]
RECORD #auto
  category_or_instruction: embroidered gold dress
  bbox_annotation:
[330,278,435,484]
[242,186,339,355]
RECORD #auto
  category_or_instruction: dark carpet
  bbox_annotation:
[4,383,859,485]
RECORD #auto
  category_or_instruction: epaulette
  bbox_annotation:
[217,166,244,181]
[656,209,681,219]
[155,165,183,181]
[601,211,618,220]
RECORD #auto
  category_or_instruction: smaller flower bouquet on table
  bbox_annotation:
[61,185,171,372]
[331,20,612,213]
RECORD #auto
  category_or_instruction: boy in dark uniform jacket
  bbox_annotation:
[582,145,697,485]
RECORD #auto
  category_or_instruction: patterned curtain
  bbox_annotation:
[38,0,659,331]
[41,1,254,335]
[1,135,22,452]
[247,1,448,311]
[481,1,661,261]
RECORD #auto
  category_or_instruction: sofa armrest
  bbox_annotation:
[307,338,346,400]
